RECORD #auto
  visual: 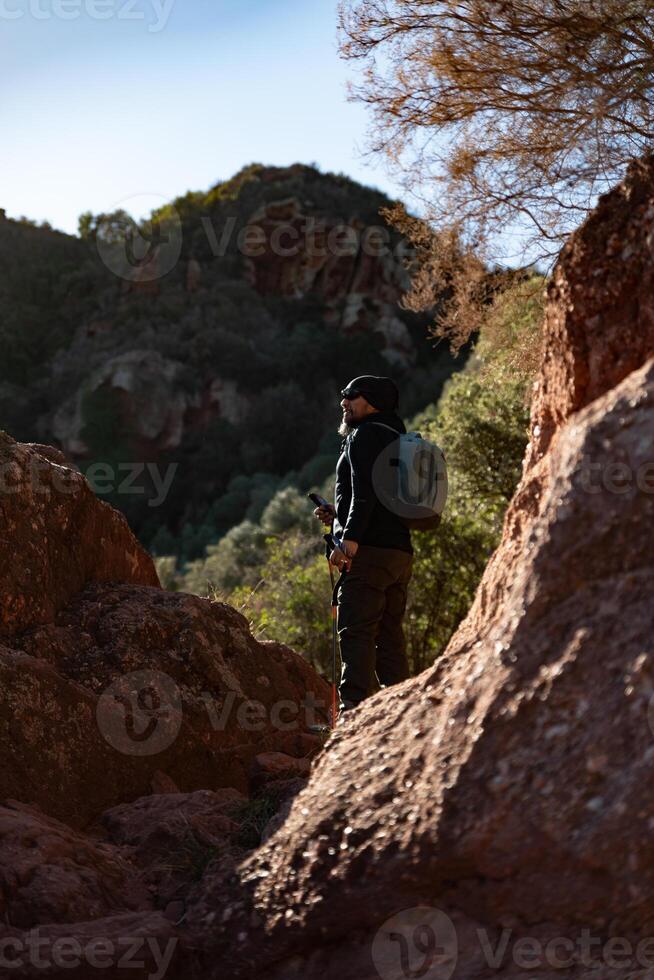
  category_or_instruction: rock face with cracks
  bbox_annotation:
[184,156,654,979]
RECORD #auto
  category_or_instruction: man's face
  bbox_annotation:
[340,390,374,426]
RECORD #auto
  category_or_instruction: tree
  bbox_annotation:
[339,0,654,332]
[77,208,133,245]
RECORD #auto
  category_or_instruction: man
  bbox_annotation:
[313,375,413,715]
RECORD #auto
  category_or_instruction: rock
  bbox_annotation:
[150,771,181,795]
[0,434,159,638]
[0,646,163,828]
[527,152,654,467]
[101,789,245,905]
[0,800,149,928]
[164,900,186,922]
[35,165,438,472]
[50,351,249,457]
[249,752,311,795]
[242,196,415,368]
[51,351,194,456]
[102,789,245,861]
[2,582,330,826]
[0,911,181,978]
[260,778,308,844]
[183,158,654,978]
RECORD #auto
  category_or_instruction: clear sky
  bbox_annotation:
[1,0,408,236]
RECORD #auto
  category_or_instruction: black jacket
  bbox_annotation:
[334,411,413,554]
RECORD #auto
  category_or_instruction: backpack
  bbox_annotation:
[347,423,447,531]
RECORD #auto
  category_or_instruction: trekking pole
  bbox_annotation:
[327,553,338,728]
[308,493,344,730]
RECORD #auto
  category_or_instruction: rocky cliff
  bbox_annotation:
[179,158,654,978]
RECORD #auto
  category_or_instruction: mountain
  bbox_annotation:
[0,164,465,554]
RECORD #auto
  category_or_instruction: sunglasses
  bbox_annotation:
[341,388,363,400]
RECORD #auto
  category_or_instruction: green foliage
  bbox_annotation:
[77,208,132,245]
[232,533,332,673]
[79,385,130,460]
[394,276,541,668]
[259,486,316,535]
[153,556,180,591]
[400,373,528,673]
[403,513,492,673]
[0,218,91,389]
[183,520,268,595]
[421,374,529,506]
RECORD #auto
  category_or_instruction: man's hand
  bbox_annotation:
[313,503,336,526]
[329,539,359,572]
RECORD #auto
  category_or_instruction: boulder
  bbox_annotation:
[2,583,330,826]
[0,800,149,928]
[0,435,329,827]
[101,788,246,907]
[0,434,159,638]
[249,752,312,796]
[0,911,181,979]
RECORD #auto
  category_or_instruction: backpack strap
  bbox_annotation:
[366,421,400,435]
[345,421,399,463]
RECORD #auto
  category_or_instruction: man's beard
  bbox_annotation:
[338,420,354,437]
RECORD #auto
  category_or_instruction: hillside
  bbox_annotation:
[0,164,465,558]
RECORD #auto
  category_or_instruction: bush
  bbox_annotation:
[182,520,268,595]
[231,533,332,675]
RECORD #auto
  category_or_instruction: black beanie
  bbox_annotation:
[343,375,399,412]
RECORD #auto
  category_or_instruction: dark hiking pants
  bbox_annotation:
[336,544,413,706]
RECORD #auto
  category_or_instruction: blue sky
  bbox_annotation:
[1,0,408,236]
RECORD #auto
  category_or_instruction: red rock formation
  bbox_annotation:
[0,432,330,975]
[1,437,329,828]
[100,788,246,912]
[0,434,159,637]
[50,352,248,458]
[0,801,150,927]
[3,578,329,827]
[182,159,654,978]
[242,196,415,366]
[528,153,654,467]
